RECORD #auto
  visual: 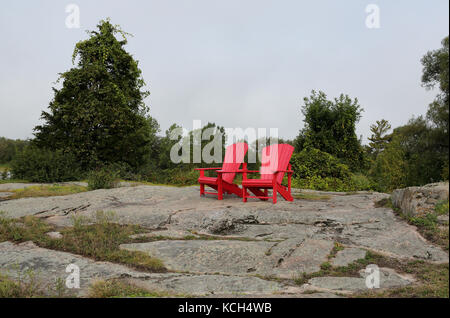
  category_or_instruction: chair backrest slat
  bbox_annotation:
[221,142,248,184]
[260,144,294,184]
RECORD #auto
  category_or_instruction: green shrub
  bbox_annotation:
[87,168,119,190]
[106,162,141,181]
[369,138,407,192]
[292,148,351,180]
[11,146,82,182]
[442,161,449,182]
[292,175,353,192]
[168,168,198,185]
[291,148,354,191]
[435,200,449,215]
[141,167,198,186]
[350,173,374,191]
[1,168,8,180]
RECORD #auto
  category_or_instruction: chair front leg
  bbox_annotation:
[199,170,205,196]
[272,173,278,204]
[200,184,205,196]
[242,163,247,181]
[217,172,223,200]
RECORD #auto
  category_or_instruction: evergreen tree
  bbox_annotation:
[368,119,391,157]
[34,19,155,169]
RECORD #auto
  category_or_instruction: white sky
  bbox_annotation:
[0,0,448,144]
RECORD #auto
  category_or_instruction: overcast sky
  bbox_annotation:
[0,0,448,144]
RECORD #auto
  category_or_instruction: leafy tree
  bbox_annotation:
[294,90,365,169]
[0,137,28,163]
[368,119,392,157]
[369,137,407,192]
[156,123,183,170]
[33,19,155,170]
[421,36,449,121]
[421,36,449,180]
[393,117,443,185]
[189,122,226,167]
[11,146,82,182]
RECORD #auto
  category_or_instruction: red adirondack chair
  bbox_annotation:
[241,144,294,204]
[195,142,248,200]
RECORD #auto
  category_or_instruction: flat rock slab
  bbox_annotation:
[121,240,272,276]
[129,229,199,240]
[0,184,448,297]
[0,183,49,191]
[0,241,150,297]
[308,267,413,293]
[331,248,367,267]
[121,238,334,279]
[0,241,297,297]
[127,274,286,296]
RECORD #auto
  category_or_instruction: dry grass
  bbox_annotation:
[354,261,449,298]
[294,245,449,298]
[0,271,44,298]
[293,192,331,201]
[376,198,449,251]
[1,184,87,200]
[88,279,177,298]
[0,211,166,273]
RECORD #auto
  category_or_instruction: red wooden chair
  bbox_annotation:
[195,142,248,200]
[241,144,294,204]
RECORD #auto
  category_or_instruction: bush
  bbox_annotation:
[105,162,140,181]
[292,175,351,192]
[290,148,376,192]
[87,168,119,190]
[291,148,354,191]
[350,173,374,191]
[1,168,9,180]
[142,167,198,186]
[0,137,28,164]
[165,168,198,185]
[292,147,352,180]
[11,146,82,182]
[369,138,407,192]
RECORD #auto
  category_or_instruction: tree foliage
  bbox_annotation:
[295,90,365,170]
[369,137,407,192]
[11,146,82,182]
[33,19,156,170]
[0,138,28,164]
[368,119,391,157]
[421,35,449,178]
[369,36,449,189]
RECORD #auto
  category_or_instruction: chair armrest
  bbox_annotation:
[194,167,222,171]
[217,170,260,173]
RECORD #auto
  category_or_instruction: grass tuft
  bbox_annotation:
[0,211,166,272]
[1,184,87,200]
[293,192,331,201]
[88,279,178,298]
[0,271,44,298]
